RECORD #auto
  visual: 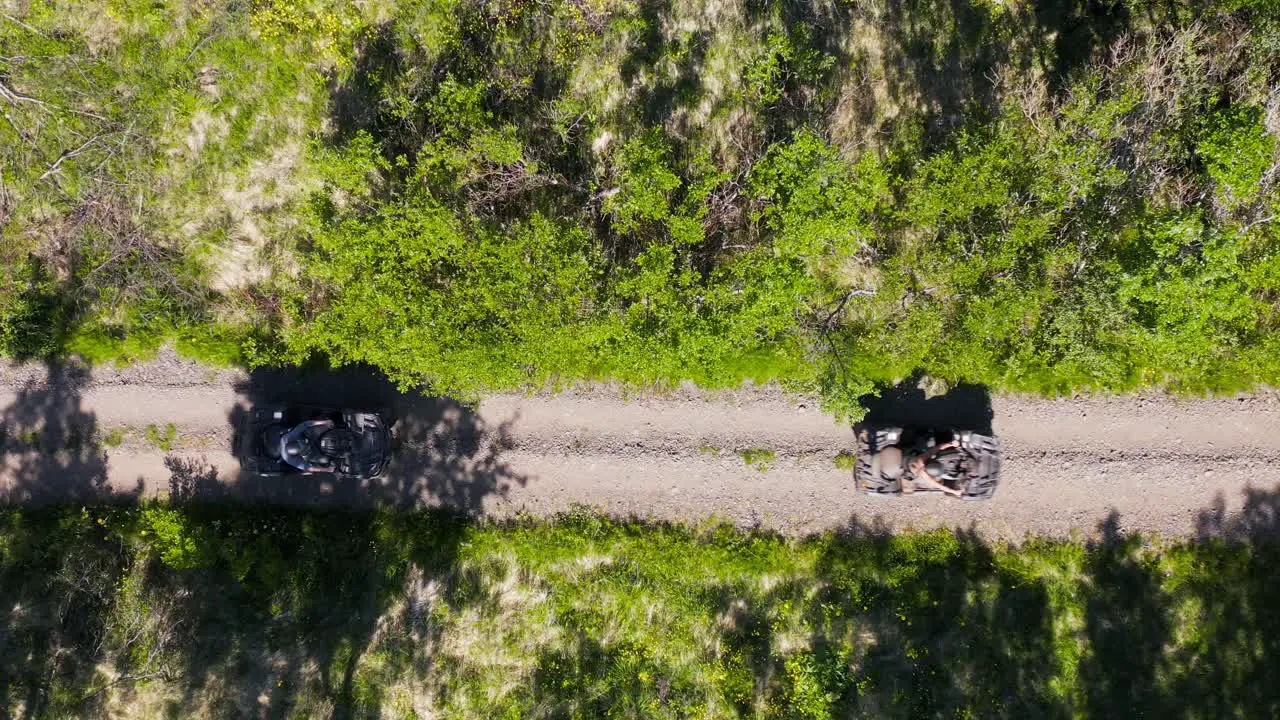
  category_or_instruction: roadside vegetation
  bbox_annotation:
[5,4,1279,715]
[0,504,1277,718]
[738,446,777,470]
[143,423,177,452]
[833,451,857,470]
[2,0,1278,416]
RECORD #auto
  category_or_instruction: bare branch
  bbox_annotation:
[0,12,50,39]
[38,133,103,182]
[0,80,46,106]
[823,288,876,329]
[0,80,112,123]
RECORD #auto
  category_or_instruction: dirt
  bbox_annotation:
[2,350,1278,541]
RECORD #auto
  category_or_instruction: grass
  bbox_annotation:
[1,505,1279,718]
[143,423,177,452]
[100,427,128,448]
[7,426,98,452]
[737,446,777,471]
[833,451,857,471]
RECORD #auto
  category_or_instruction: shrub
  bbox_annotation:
[0,258,67,359]
[141,505,207,570]
[1197,104,1276,210]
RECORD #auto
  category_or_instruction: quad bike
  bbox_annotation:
[239,406,392,480]
[853,425,1001,500]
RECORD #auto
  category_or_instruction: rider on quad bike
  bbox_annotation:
[870,439,964,497]
[242,406,391,480]
[278,419,358,473]
[854,426,1001,500]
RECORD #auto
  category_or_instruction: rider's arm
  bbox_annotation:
[918,439,959,461]
[908,441,963,497]
[919,471,962,497]
[907,440,957,473]
[283,419,330,442]
[280,420,335,472]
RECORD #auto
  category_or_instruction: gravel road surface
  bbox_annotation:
[2,351,1278,540]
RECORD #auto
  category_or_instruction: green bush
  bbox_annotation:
[174,324,250,367]
[5,505,1280,717]
[605,130,686,238]
[1197,104,1276,210]
[2,0,1279,412]
[0,258,67,359]
[141,505,206,570]
[100,427,127,448]
[833,451,857,471]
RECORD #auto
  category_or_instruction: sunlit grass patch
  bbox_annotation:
[100,427,128,448]
[144,423,177,451]
[737,446,777,471]
[5,505,1280,717]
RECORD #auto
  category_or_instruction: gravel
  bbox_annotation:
[2,356,1278,540]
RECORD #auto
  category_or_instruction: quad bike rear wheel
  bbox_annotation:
[855,427,905,496]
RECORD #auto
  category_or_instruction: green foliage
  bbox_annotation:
[737,446,777,470]
[286,203,599,391]
[4,0,1280,410]
[1197,104,1277,209]
[174,324,251,367]
[741,26,837,111]
[64,326,166,366]
[0,257,67,359]
[606,130,686,238]
[4,506,1280,717]
[782,651,835,719]
[0,0,328,362]
[100,427,127,448]
[308,130,391,207]
[141,505,205,570]
[832,451,857,471]
[750,129,888,261]
[143,424,177,452]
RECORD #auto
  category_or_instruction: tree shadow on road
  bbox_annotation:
[0,503,484,718]
[0,361,140,716]
[203,364,527,512]
[1078,512,1172,718]
[0,507,132,718]
[801,517,1065,718]
[148,507,475,719]
[1179,483,1280,717]
[0,360,136,504]
[155,364,529,718]
[1196,482,1280,542]
[5,491,1280,716]
[0,360,529,717]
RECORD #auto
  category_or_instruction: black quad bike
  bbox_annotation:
[239,406,392,480]
[853,425,1001,500]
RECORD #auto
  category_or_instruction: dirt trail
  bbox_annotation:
[2,353,1278,540]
